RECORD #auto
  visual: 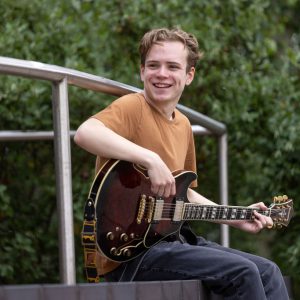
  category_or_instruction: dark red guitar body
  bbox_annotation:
[88,159,197,262]
[86,159,294,263]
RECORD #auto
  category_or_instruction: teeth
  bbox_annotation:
[154,83,171,88]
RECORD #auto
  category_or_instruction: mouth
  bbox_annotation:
[153,83,172,88]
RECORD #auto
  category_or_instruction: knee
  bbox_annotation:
[262,260,284,283]
[241,260,261,278]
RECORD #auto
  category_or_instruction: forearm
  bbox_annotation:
[188,189,248,226]
[187,189,235,225]
[187,188,272,232]
[187,188,218,206]
[74,118,157,167]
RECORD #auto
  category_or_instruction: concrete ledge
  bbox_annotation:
[0,277,293,300]
[0,280,223,300]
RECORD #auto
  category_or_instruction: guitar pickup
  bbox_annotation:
[172,198,184,222]
[152,198,164,222]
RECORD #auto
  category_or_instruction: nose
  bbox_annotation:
[156,66,168,77]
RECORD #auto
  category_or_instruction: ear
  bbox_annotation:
[185,67,195,86]
[140,64,145,82]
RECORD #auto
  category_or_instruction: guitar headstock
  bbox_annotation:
[269,195,294,228]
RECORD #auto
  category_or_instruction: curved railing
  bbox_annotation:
[0,56,228,284]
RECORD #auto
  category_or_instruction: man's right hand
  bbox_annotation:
[144,153,176,198]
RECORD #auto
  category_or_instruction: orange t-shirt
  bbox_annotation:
[91,92,197,275]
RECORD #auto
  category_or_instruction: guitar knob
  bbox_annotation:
[120,233,129,241]
[123,249,131,257]
[106,232,115,240]
[110,247,117,256]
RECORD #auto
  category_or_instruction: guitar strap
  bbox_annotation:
[81,198,100,283]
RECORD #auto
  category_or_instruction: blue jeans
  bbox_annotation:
[105,237,289,300]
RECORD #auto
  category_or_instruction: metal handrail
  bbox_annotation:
[0,56,228,284]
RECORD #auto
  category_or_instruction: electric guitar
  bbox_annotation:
[84,159,294,263]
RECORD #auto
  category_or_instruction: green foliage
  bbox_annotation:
[0,0,300,293]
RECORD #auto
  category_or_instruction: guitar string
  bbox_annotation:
[142,204,282,219]
[145,208,281,216]
[142,204,281,212]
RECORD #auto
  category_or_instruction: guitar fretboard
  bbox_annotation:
[183,204,270,221]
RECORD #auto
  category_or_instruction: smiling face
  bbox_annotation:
[140,41,195,112]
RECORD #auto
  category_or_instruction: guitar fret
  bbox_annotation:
[240,209,247,219]
[211,207,217,219]
[183,205,259,221]
[222,207,229,219]
[202,206,208,219]
[182,204,290,226]
[195,206,201,219]
[192,206,197,219]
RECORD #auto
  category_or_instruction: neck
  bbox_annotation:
[142,92,177,120]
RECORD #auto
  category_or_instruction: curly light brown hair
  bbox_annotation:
[139,28,203,72]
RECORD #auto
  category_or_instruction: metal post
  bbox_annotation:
[52,78,76,284]
[219,133,229,247]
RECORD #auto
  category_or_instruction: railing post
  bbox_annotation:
[219,133,229,247]
[52,78,76,284]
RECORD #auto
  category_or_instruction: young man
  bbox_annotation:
[75,28,289,299]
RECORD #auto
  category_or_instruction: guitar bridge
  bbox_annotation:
[136,194,146,224]
[146,196,155,223]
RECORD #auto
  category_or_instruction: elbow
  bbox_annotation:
[74,118,105,152]
[74,124,86,147]
[73,130,80,145]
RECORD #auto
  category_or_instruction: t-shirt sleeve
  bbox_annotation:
[92,94,142,140]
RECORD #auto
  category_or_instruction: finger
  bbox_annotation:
[163,184,171,198]
[151,183,159,195]
[249,202,268,210]
[253,217,264,231]
[156,185,165,197]
[164,177,176,197]
[254,211,273,228]
[253,211,267,227]
[170,181,176,196]
[265,216,273,228]
[260,202,268,210]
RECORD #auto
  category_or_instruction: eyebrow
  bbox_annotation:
[146,60,183,66]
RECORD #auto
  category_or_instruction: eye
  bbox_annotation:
[147,63,159,69]
[169,64,180,70]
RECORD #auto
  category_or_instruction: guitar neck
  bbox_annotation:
[183,204,271,221]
